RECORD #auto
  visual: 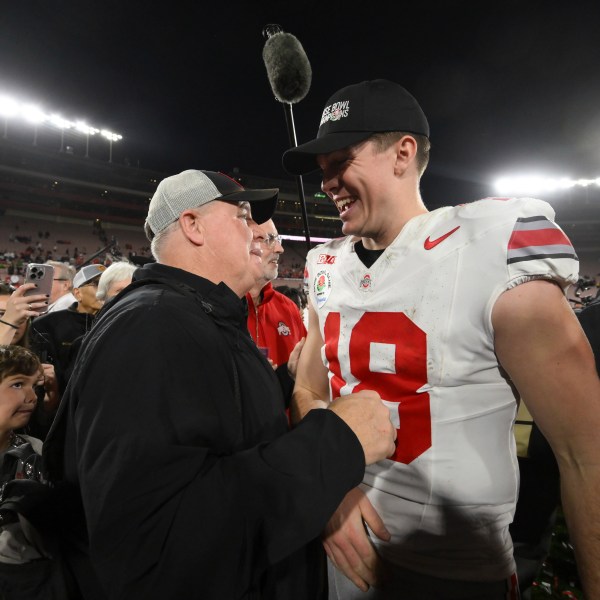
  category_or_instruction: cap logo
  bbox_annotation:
[320,100,350,126]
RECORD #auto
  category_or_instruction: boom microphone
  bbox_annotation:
[261,24,313,252]
[262,27,312,104]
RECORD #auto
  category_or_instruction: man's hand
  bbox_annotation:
[323,488,389,592]
[41,363,60,412]
[328,390,396,465]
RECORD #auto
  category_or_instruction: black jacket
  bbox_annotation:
[44,263,364,600]
[30,303,95,393]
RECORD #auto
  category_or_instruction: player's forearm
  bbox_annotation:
[290,385,329,425]
[559,463,600,597]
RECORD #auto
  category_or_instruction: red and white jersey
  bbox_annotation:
[305,197,578,581]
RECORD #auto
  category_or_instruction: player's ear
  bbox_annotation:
[393,135,418,176]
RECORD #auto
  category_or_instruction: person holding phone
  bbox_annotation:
[29,264,106,398]
[0,282,60,441]
[0,282,49,346]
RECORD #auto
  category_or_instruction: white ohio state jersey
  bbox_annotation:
[305,197,578,581]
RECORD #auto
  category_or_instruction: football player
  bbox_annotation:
[282,79,600,600]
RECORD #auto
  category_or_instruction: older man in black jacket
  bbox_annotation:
[44,170,396,600]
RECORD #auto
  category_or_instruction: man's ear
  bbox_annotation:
[72,287,82,303]
[178,210,205,246]
[393,135,418,176]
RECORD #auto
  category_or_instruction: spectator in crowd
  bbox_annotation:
[45,261,76,313]
[0,284,60,441]
[62,261,138,378]
[282,78,600,599]
[29,264,105,397]
[43,169,396,600]
[0,344,71,598]
[246,220,306,400]
[0,345,47,595]
[274,284,306,314]
[275,284,308,327]
[95,260,136,303]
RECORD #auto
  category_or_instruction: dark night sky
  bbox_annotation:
[2,1,600,208]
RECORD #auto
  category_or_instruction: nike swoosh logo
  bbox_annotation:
[424,226,461,250]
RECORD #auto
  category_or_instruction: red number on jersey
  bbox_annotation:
[324,311,431,464]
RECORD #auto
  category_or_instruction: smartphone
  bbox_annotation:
[23,263,54,312]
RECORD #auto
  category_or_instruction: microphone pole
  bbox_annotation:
[282,101,311,254]
[262,25,312,254]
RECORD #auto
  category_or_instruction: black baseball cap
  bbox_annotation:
[282,79,429,175]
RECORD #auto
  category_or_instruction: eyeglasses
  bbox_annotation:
[80,280,99,288]
[53,278,69,281]
[258,234,282,248]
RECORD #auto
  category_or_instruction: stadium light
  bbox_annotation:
[494,174,600,196]
[0,96,18,117]
[101,129,123,162]
[74,121,100,157]
[0,96,19,138]
[0,90,122,158]
[21,103,46,145]
[281,234,331,243]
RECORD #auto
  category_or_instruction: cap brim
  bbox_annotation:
[222,188,279,224]
[74,274,102,289]
[282,131,374,175]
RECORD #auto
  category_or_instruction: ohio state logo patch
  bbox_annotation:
[277,321,291,336]
[359,273,372,291]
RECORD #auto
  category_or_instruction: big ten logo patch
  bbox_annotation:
[317,254,336,265]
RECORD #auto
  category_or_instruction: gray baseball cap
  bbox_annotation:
[73,264,107,288]
[144,170,279,240]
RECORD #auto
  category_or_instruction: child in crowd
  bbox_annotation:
[0,345,63,599]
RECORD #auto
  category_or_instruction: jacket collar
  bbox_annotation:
[126,262,246,327]
[245,282,274,311]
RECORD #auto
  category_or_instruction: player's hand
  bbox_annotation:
[287,337,305,380]
[328,390,396,465]
[323,487,389,592]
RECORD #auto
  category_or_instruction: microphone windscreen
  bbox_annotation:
[262,32,312,104]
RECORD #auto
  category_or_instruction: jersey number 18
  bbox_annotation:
[324,311,432,464]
